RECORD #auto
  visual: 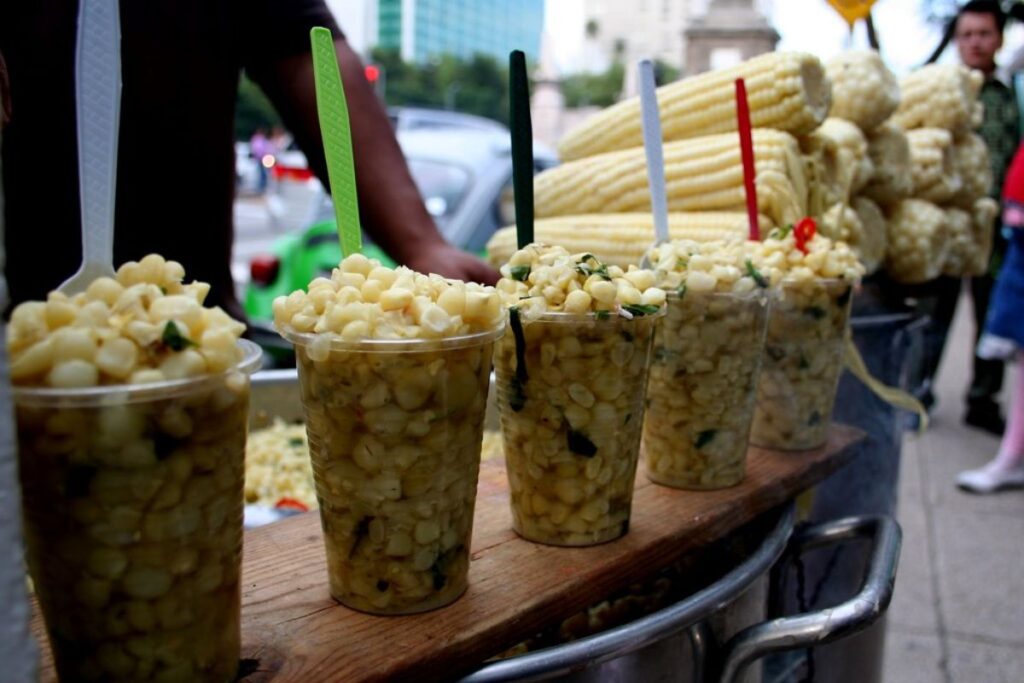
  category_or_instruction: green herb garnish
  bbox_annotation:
[349,516,373,558]
[430,544,464,590]
[595,309,611,320]
[676,257,688,269]
[510,265,531,282]
[804,306,827,320]
[161,321,197,351]
[576,254,611,280]
[509,307,529,412]
[567,428,598,457]
[745,259,769,288]
[289,437,304,447]
[695,429,717,449]
[769,223,794,239]
[676,283,687,299]
[622,303,661,317]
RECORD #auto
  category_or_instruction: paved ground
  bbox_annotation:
[884,295,1024,682]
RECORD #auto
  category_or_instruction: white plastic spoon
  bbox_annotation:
[637,59,669,268]
[60,0,120,293]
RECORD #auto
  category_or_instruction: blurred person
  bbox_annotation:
[919,0,1022,434]
[957,141,1024,492]
[249,127,271,194]
[0,1,498,323]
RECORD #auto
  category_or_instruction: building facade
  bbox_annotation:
[582,0,693,73]
[377,0,544,64]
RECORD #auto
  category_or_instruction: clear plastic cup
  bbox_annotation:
[14,340,261,683]
[283,327,502,615]
[643,291,769,489]
[494,310,662,547]
[750,278,854,451]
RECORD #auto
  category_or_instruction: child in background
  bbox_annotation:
[958,142,1024,492]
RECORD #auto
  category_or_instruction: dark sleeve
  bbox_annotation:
[241,0,343,68]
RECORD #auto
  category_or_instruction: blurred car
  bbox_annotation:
[242,110,556,364]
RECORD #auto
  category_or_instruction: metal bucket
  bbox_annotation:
[766,290,925,683]
[248,371,902,682]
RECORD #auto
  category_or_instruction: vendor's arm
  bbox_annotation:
[249,38,499,285]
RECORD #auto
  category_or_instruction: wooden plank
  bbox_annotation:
[32,424,861,682]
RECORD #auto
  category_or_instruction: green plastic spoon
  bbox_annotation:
[310,26,362,258]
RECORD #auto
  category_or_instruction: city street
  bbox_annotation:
[884,295,1024,682]
[231,195,278,300]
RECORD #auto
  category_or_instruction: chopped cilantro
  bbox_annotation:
[770,223,794,239]
[289,437,304,447]
[510,265,531,282]
[349,516,373,558]
[567,428,598,457]
[695,429,717,449]
[676,283,687,299]
[622,303,661,317]
[594,309,611,321]
[745,259,769,288]
[509,308,529,412]
[161,321,196,351]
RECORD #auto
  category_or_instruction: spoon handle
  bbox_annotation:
[638,60,669,247]
[76,0,121,270]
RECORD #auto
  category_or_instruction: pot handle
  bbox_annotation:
[717,515,901,683]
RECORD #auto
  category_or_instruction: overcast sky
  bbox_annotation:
[543,0,1024,76]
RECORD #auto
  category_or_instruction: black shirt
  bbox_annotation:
[1,0,339,318]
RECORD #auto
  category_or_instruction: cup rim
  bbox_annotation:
[516,307,667,323]
[12,338,263,406]
[665,288,770,302]
[281,322,506,353]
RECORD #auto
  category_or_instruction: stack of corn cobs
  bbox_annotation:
[485,50,997,284]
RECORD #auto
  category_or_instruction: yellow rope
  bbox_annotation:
[843,333,929,433]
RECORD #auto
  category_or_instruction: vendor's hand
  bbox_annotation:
[404,242,500,285]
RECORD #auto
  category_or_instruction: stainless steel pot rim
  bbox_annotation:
[457,504,795,683]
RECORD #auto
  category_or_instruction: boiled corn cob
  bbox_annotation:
[802,117,874,196]
[885,199,950,283]
[557,52,831,161]
[851,196,888,276]
[942,208,980,277]
[485,212,770,269]
[951,132,993,206]
[907,128,962,204]
[861,121,914,206]
[535,129,808,228]
[818,200,884,275]
[892,64,984,134]
[825,50,901,132]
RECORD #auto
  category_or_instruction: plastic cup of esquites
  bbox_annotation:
[273,253,504,615]
[643,239,770,490]
[7,254,259,683]
[493,244,666,547]
[748,219,865,451]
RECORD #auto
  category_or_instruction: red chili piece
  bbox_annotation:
[794,217,816,254]
[275,497,309,512]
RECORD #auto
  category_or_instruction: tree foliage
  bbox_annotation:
[235,74,281,140]
[369,48,510,125]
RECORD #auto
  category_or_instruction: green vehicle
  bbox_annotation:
[242,123,556,366]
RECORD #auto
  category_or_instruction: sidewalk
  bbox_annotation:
[884,296,1024,682]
